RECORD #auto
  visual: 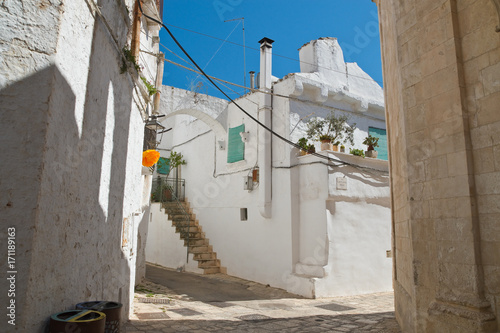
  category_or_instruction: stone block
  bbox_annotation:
[421,43,447,78]
[461,25,498,62]
[477,194,500,214]
[430,198,456,218]
[437,240,476,265]
[481,213,498,241]
[397,7,417,34]
[483,265,500,294]
[455,196,473,218]
[473,147,495,175]
[447,150,469,176]
[475,172,500,195]
[480,241,500,266]
[478,90,500,126]
[493,144,500,171]
[481,61,500,96]
[435,217,475,241]
[429,155,449,179]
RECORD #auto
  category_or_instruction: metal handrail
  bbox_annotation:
[153,178,191,263]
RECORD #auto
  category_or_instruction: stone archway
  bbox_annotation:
[165,109,227,143]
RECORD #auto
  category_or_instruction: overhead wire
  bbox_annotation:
[159,22,384,86]
[137,1,345,165]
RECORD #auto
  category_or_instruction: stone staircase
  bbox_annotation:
[162,200,226,275]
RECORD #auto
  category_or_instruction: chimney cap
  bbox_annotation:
[258,37,275,45]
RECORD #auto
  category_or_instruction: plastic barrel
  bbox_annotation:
[49,310,105,333]
[76,301,122,333]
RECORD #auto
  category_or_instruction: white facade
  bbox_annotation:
[148,37,392,298]
[0,0,162,331]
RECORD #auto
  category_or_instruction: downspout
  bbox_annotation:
[258,37,274,218]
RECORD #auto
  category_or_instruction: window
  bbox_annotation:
[227,124,245,163]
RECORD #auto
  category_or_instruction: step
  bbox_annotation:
[172,219,198,226]
[184,238,209,246]
[193,252,217,260]
[170,214,195,221]
[189,245,212,253]
[197,259,220,268]
[175,226,200,233]
[179,231,205,240]
[203,266,221,274]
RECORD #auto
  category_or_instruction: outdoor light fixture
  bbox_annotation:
[144,114,171,149]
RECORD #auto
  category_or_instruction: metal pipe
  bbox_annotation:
[249,71,255,91]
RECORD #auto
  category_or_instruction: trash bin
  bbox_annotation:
[49,310,105,333]
[76,301,122,333]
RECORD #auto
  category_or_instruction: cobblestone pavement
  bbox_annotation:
[125,264,401,332]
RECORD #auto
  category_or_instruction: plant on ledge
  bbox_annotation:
[363,135,379,158]
[297,137,315,155]
[306,112,356,151]
[350,148,365,157]
[140,76,158,96]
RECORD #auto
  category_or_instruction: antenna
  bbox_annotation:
[224,17,246,93]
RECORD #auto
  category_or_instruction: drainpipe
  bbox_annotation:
[258,37,274,218]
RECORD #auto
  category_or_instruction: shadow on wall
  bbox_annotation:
[0,16,136,332]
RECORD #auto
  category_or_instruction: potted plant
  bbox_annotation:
[319,134,332,151]
[297,137,310,156]
[306,143,316,154]
[363,135,379,158]
[306,112,356,152]
[340,145,345,153]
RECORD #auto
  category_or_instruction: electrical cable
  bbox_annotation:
[137,1,376,167]
[159,22,384,86]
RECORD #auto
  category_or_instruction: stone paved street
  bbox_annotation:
[125,264,401,332]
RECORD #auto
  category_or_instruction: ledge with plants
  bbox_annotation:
[306,112,356,152]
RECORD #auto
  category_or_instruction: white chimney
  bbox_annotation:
[257,37,274,219]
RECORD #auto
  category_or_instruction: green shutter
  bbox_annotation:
[227,124,245,163]
[369,127,388,161]
[157,157,170,175]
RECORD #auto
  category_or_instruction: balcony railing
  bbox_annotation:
[151,177,185,202]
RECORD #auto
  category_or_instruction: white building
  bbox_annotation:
[0,0,163,331]
[147,37,392,298]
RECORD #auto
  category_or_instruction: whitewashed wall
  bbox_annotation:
[146,203,203,274]
[0,0,160,331]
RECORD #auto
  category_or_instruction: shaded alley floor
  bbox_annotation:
[125,263,401,332]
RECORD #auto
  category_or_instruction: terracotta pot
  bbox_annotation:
[299,150,307,156]
[331,145,339,152]
[320,141,331,151]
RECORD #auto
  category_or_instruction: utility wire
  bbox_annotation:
[137,1,343,164]
[143,51,383,122]
[160,22,384,86]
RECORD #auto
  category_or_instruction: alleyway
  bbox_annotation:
[125,264,401,332]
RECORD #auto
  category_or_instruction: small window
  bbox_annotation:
[240,208,248,221]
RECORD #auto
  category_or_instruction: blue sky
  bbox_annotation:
[159,1,382,100]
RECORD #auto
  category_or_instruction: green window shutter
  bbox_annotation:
[227,124,245,163]
[369,127,388,161]
[157,157,170,175]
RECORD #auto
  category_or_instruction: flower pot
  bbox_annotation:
[365,150,378,158]
[340,146,345,153]
[299,150,307,156]
[320,140,331,151]
[331,145,339,152]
